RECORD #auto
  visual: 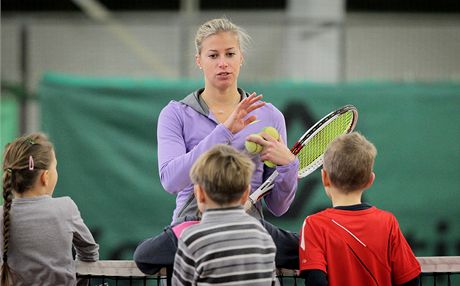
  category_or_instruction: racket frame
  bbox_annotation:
[295,104,358,178]
[246,104,358,207]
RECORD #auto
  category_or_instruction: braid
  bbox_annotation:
[1,171,15,286]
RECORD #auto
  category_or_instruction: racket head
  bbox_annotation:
[293,105,358,178]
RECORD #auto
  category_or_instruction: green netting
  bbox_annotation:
[0,95,20,204]
[37,72,460,259]
[0,95,20,150]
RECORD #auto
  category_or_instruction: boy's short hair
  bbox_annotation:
[323,132,377,192]
[190,144,255,205]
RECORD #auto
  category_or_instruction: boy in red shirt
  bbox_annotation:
[299,132,421,286]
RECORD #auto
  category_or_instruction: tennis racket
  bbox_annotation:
[245,104,358,211]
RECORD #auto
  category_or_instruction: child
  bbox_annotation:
[299,132,421,286]
[1,133,99,285]
[171,144,278,285]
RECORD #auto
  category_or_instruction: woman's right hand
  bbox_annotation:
[247,132,296,166]
[224,92,265,134]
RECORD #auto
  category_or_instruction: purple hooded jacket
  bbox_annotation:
[157,88,299,223]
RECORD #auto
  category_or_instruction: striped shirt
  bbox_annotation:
[172,206,278,286]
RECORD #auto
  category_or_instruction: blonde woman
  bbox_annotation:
[158,17,298,224]
[134,18,301,276]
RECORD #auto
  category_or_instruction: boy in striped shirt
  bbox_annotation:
[172,144,278,286]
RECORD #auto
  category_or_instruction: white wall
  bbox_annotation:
[2,11,460,93]
[345,13,460,81]
[1,10,344,91]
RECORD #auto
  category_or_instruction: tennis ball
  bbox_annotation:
[264,160,276,168]
[262,126,280,140]
[245,134,263,154]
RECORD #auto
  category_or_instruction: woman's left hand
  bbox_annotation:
[224,92,265,134]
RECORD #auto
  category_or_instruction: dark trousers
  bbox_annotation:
[133,216,300,275]
[262,219,300,269]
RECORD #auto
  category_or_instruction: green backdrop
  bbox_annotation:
[1,95,20,155]
[0,93,20,188]
[38,73,460,260]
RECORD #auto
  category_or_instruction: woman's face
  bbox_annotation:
[196,32,243,91]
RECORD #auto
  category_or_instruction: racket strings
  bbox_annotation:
[297,111,355,176]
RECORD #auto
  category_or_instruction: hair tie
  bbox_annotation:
[26,138,36,145]
[29,155,35,171]
[6,168,13,174]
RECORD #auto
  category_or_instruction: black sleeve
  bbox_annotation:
[299,269,327,286]
[395,275,420,286]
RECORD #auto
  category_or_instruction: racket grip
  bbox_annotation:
[243,197,255,212]
[248,171,279,203]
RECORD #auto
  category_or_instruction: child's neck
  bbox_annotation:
[204,201,241,210]
[15,187,51,198]
[330,189,363,208]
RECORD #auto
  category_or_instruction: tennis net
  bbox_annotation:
[76,256,460,286]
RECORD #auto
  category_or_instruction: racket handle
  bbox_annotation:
[248,170,279,203]
[243,197,255,212]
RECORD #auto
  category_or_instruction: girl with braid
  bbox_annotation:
[1,133,99,286]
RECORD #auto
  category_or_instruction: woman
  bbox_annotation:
[157,17,299,224]
[134,18,300,275]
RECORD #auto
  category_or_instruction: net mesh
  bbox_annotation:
[76,257,460,286]
[297,110,355,177]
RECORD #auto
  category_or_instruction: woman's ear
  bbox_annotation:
[195,54,202,69]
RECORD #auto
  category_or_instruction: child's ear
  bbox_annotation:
[194,184,206,203]
[40,170,49,186]
[321,169,331,187]
[364,172,376,189]
[239,186,250,205]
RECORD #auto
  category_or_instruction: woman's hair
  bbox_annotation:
[194,17,251,55]
[1,132,54,285]
[323,132,377,192]
[190,144,254,205]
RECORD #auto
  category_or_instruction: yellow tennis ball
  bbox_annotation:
[245,141,260,154]
[262,126,280,140]
[264,160,276,168]
[245,134,263,154]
